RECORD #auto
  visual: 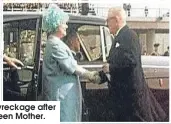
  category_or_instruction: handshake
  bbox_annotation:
[83,71,101,84]
[83,63,110,84]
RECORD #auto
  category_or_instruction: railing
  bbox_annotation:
[3,3,169,18]
[3,3,79,14]
[94,7,170,18]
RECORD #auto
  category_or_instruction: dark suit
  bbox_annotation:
[107,25,167,121]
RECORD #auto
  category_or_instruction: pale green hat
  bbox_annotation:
[42,4,69,34]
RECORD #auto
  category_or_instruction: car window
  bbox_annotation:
[3,19,37,65]
[103,26,113,58]
[41,24,102,62]
[77,25,102,61]
[4,22,19,58]
[41,31,48,58]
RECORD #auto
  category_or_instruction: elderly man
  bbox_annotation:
[103,7,167,121]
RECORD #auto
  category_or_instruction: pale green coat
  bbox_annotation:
[42,35,82,122]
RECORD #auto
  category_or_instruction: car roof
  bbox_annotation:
[3,12,106,25]
[141,56,169,67]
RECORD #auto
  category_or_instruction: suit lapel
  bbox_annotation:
[108,37,117,62]
[107,25,129,63]
[116,25,129,40]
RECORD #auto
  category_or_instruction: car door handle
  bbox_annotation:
[159,78,164,87]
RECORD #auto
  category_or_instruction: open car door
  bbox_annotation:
[26,16,42,101]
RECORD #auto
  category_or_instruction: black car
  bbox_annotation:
[3,12,169,121]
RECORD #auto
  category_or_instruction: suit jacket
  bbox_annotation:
[108,25,167,121]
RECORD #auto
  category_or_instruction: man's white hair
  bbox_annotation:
[108,7,126,24]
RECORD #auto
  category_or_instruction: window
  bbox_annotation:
[4,22,19,58]
[41,24,102,62]
[77,25,102,61]
[41,31,48,58]
[103,26,113,58]
[3,19,37,65]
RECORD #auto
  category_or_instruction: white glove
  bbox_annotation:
[83,71,101,84]
[74,65,101,84]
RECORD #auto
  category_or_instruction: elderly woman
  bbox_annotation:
[42,4,100,122]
